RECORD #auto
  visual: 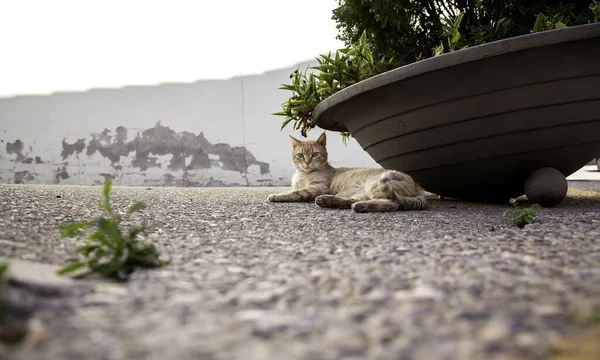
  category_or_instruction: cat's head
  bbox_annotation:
[289,132,329,172]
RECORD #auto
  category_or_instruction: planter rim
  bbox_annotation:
[313,22,600,132]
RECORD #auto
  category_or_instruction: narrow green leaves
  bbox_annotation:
[436,12,467,55]
[59,221,90,237]
[127,201,146,214]
[341,132,351,147]
[280,117,294,131]
[56,179,167,281]
[273,30,395,141]
[102,178,112,212]
[274,2,600,142]
[56,262,86,275]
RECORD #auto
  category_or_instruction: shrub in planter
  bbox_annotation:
[272,31,396,145]
[274,0,600,142]
[332,0,600,66]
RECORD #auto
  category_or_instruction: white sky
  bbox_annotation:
[0,0,344,97]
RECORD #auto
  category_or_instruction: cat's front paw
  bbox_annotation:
[351,201,370,213]
[267,194,282,202]
[315,195,334,208]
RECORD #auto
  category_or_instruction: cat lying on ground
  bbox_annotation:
[267,132,427,212]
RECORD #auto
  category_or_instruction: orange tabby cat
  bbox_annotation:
[267,132,427,212]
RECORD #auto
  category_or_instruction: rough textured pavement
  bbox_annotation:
[1,182,600,360]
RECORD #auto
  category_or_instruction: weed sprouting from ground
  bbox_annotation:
[57,179,168,281]
[502,198,542,228]
[0,263,7,318]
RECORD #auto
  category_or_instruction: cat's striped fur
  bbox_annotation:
[267,132,427,212]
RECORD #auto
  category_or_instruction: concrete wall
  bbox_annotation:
[0,62,378,187]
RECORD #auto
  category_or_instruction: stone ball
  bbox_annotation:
[524,167,567,207]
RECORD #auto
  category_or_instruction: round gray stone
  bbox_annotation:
[524,167,568,207]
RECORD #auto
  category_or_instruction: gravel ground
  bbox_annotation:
[1,182,600,360]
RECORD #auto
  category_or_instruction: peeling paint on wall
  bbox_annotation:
[0,60,379,187]
[5,140,43,165]
[54,164,70,183]
[1,123,273,186]
[2,139,46,183]
[61,139,86,159]
[14,170,35,184]
[72,123,270,176]
[6,140,24,157]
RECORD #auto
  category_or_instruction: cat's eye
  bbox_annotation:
[296,153,304,158]
[312,153,319,158]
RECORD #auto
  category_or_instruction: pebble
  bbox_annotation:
[394,281,445,302]
[481,317,512,345]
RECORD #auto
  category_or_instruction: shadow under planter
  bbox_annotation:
[313,23,600,206]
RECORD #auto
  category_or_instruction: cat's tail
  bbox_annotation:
[379,171,428,210]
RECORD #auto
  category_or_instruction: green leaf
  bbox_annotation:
[59,221,89,237]
[127,225,150,241]
[532,14,545,32]
[554,21,567,29]
[434,42,444,56]
[450,13,464,45]
[278,84,296,91]
[592,1,600,22]
[280,117,293,131]
[102,179,112,212]
[363,50,374,65]
[94,216,122,245]
[93,248,130,278]
[359,30,367,47]
[127,201,146,214]
[77,244,100,256]
[56,262,86,275]
[319,53,336,64]
[89,229,111,246]
[341,132,351,146]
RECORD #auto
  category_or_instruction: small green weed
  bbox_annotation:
[502,198,542,228]
[57,179,167,281]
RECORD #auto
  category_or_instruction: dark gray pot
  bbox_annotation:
[313,23,600,203]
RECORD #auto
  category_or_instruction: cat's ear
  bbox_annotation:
[289,135,302,147]
[316,132,326,146]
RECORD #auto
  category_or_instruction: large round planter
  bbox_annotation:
[313,23,600,203]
